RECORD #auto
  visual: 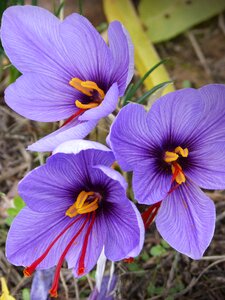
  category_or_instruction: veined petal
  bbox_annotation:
[53,140,115,167]
[194,84,225,144]
[18,153,87,212]
[186,142,225,190]
[146,88,204,146]
[78,83,119,121]
[5,73,78,122]
[1,6,70,80]
[108,21,134,95]
[27,119,97,152]
[132,162,171,205]
[156,181,215,259]
[94,165,128,191]
[104,196,144,261]
[6,207,78,268]
[125,202,145,258]
[108,103,152,171]
[69,212,106,277]
[60,13,112,82]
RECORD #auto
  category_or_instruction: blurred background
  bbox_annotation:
[0,0,225,299]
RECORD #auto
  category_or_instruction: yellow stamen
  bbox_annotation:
[164,151,179,163]
[69,78,92,97]
[171,163,186,184]
[75,100,99,109]
[81,81,105,99]
[164,146,188,185]
[66,191,99,218]
[174,146,188,157]
[69,77,105,110]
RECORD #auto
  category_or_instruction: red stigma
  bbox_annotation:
[49,214,91,296]
[77,212,96,276]
[60,109,84,128]
[23,215,83,277]
[124,257,134,263]
[142,202,161,229]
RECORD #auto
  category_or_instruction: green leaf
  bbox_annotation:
[150,244,167,256]
[147,283,156,296]
[141,250,150,262]
[14,196,25,210]
[122,59,169,106]
[22,288,30,300]
[161,239,170,249]
[7,207,18,216]
[54,1,65,17]
[139,0,225,43]
[136,81,173,104]
[127,262,140,271]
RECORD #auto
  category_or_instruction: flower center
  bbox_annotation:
[66,190,101,217]
[164,146,188,185]
[69,77,105,110]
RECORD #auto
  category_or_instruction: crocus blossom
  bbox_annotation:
[108,84,225,259]
[6,140,144,297]
[1,5,133,152]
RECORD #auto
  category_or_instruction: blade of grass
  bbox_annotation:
[136,81,173,104]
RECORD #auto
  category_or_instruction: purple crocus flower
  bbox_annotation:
[6,140,144,297]
[1,5,133,152]
[108,84,225,259]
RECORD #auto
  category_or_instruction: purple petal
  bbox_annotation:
[30,268,55,300]
[156,181,215,259]
[5,73,78,122]
[6,207,75,268]
[125,202,145,258]
[132,162,171,204]
[60,13,112,82]
[27,118,97,152]
[146,88,204,145]
[1,6,70,79]
[108,103,152,171]
[186,142,225,189]
[18,154,84,212]
[78,83,119,121]
[103,195,144,261]
[195,84,225,144]
[69,212,106,277]
[53,140,115,167]
[94,165,128,191]
[108,21,134,95]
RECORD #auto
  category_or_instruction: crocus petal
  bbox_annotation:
[104,196,144,261]
[95,165,128,191]
[78,83,119,121]
[53,140,115,167]
[156,181,215,259]
[132,161,171,204]
[1,6,70,80]
[194,84,225,144]
[60,13,112,82]
[27,118,97,152]
[5,73,78,122]
[186,142,225,190]
[6,207,78,268]
[125,202,145,258]
[18,154,86,212]
[69,213,106,277]
[108,21,134,95]
[146,88,204,146]
[108,103,152,171]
